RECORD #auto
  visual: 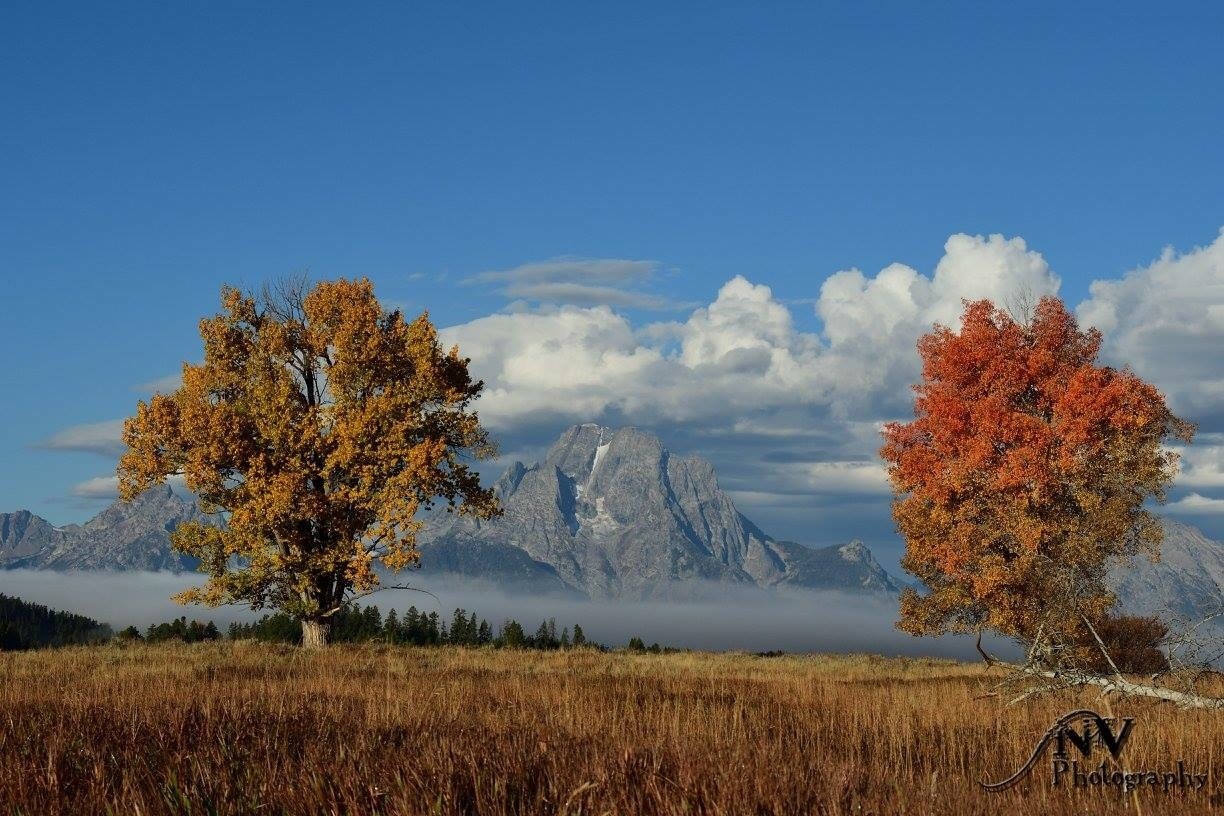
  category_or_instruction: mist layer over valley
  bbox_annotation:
[0,568,1013,659]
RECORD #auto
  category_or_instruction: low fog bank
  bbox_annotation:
[0,569,1016,660]
[379,575,1016,660]
[0,569,253,631]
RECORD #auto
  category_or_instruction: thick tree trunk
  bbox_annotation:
[301,618,331,649]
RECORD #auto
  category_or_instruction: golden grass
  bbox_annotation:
[0,643,1220,814]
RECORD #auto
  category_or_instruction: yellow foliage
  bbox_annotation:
[118,278,500,637]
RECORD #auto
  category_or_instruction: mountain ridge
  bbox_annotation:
[0,485,205,572]
[3,424,1220,637]
[417,424,905,599]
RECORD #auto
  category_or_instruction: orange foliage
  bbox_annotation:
[881,297,1193,647]
[117,279,500,644]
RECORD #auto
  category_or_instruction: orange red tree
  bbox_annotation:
[117,278,500,647]
[881,297,1193,658]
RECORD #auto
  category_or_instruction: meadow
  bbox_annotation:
[0,643,1219,815]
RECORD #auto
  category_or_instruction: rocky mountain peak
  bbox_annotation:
[838,540,871,562]
[420,424,905,599]
[82,484,188,531]
[1,484,211,573]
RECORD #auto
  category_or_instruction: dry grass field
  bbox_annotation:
[0,642,1220,815]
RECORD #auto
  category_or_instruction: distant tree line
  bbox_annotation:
[0,593,111,650]
[626,636,676,654]
[116,617,223,644]
[226,605,600,650]
[3,591,675,653]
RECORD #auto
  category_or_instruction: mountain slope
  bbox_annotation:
[3,426,1219,634]
[418,424,904,599]
[0,510,69,568]
[0,486,205,572]
[1110,518,1224,638]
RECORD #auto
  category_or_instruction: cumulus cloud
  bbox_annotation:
[1171,445,1224,490]
[439,235,1061,546]
[443,276,839,436]
[444,233,1058,435]
[460,234,1062,430]
[815,233,1060,415]
[1078,229,1224,428]
[36,419,126,457]
[469,257,672,309]
[39,229,1224,550]
[440,304,667,427]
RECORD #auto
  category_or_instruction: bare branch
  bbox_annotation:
[1003,283,1037,327]
[975,629,999,665]
[998,658,1224,709]
[1080,614,1125,680]
[319,583,444,619]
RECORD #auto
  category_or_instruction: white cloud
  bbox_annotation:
[37,419,126,457]
[1165,493,1224,516]
[814,233,1060,415]
[71,474,188,502]
[441,304,667,424]
[680,276,820,368]
[1171,445,1224,489]
[435,233,1069,542]
[42,228,1224,546]
[71,476,120,499]
[801,461,892,495]
[1078,229,1224,425]
[134,372,183,394]
[443,276,834,429]
[926,233,1061,328]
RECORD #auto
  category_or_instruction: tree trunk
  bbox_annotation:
[301,618,331,649]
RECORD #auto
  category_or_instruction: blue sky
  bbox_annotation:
[3,3,1224,569]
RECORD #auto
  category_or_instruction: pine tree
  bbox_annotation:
[572,624,586,647]
[450,608,473,646]
[427,611,442,644]
[362,605,383,640]
[499,620,526,648]
[384,609,399,644]
[404,606,421,644]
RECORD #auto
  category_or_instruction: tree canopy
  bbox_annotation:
[117,277,500,646]
[881,296,1194,655]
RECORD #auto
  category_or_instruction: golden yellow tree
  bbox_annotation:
[117,277,500,647]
